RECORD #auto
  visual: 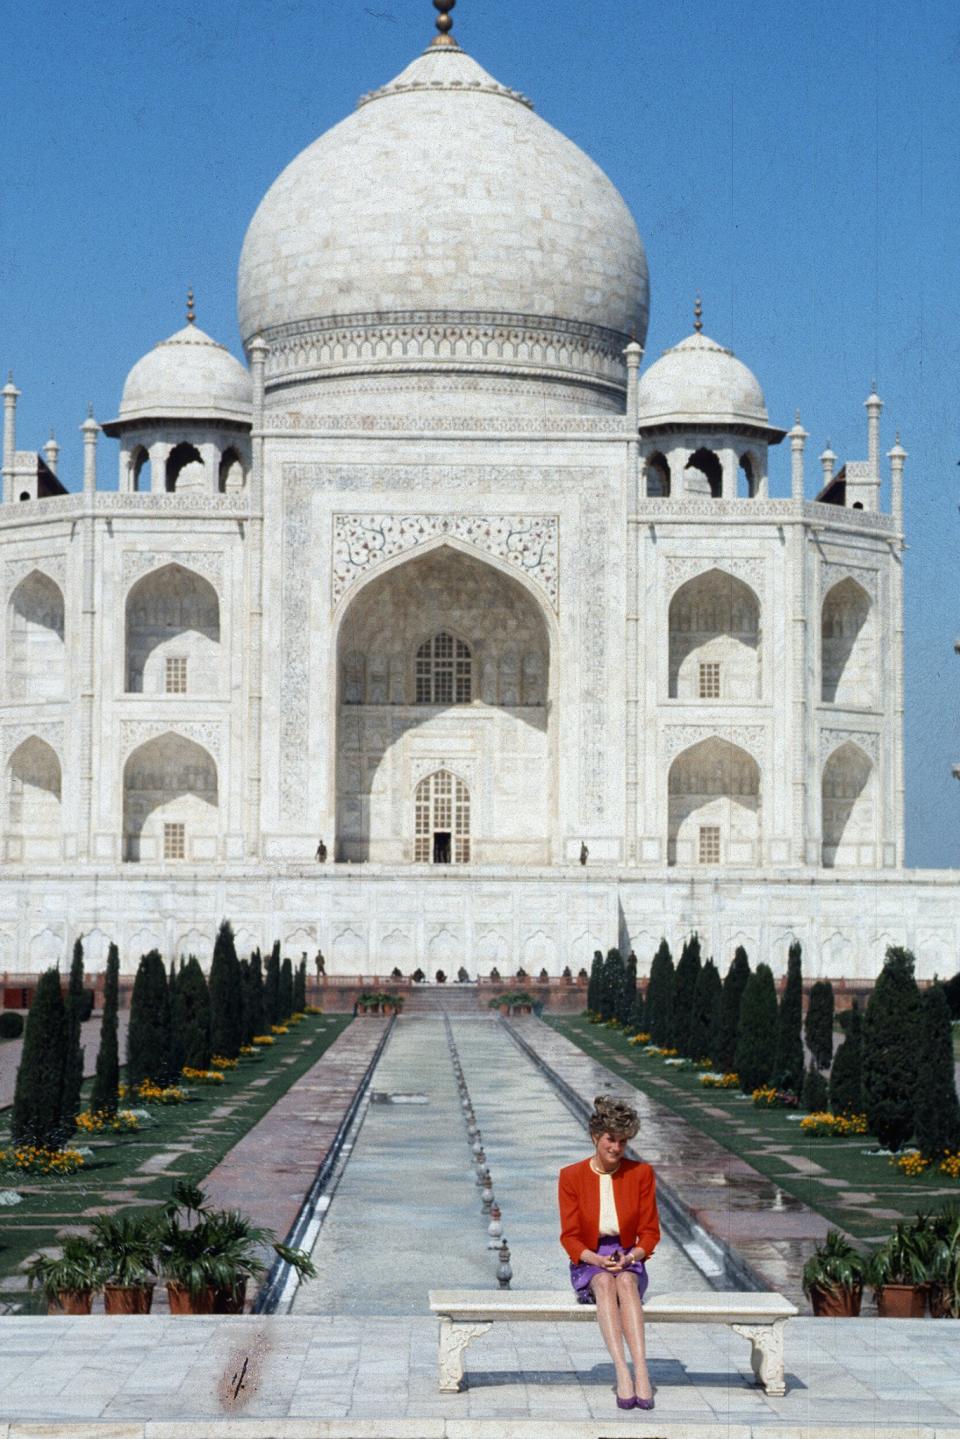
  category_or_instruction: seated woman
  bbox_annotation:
[558,1095,660,1411]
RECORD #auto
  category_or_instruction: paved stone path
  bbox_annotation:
[0,1013,130,1110]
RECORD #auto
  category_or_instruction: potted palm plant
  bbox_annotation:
[917,1204,959,1318]
[801,1229,866,1316]
[866,1220,937,1317]
[156,1179,219,1313]
[25,1234,102,1314]
[90,1212,157,1314]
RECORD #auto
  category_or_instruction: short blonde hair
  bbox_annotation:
[588,1094,640,1141]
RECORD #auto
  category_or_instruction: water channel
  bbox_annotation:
[291,1015,712,1316]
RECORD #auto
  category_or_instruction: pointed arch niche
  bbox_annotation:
[668,737,760,866]
[821,741,876,867]
[335,542,555,865]
[668,569,760,701]
[821,578,875,707]
[7,571,65,700]
[125,564,221,695]
[122,732,218,863]
[6,736,62,862]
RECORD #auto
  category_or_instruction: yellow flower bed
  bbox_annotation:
[252,1034,275,1045]
[799,1111,868,1137]
[180,1066,225,1084]
[288,1014,305,1025]
[628,1032,651,1045]
[74,1108,141,1133]
[0,1145,84,1175]
[305,1005,324,1015]
[938,1152,960,1179]
[699,1072,739,1089]
[210,1055,238,1070]
[752,1086,779,1107]
[239,1044,259,1056]
[656,1046,679,1058]
[270,1024,289,1035]
[891,1151,930,1177]
[137,1079,187,1104]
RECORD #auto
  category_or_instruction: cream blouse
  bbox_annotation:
[593,1163,620,1236]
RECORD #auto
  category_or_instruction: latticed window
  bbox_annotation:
[415,632,471,704]
[698,825,720,864]
[163,822,186,860]
[165,656,188,694]
[414,770,471,863]
[698,661,720,699]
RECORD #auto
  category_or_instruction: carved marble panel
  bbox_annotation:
[819,727,880,766]
[122,550,224,590]
[119,719,222,763]
[665,554,765,598]
[662,724,765,765]
[5,554,67,593]
[819,561,879,602]
[2,720,65,761]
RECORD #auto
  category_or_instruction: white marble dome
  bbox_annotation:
[636,329,769,428]
[237,43,648,411]
[118,323,252,425]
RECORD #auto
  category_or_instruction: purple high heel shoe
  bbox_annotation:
[615,1395,637,1410]
[634,1395,655,1410]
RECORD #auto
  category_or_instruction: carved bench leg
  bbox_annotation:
[731,1320,786,1397]
[437,1317,492,1392]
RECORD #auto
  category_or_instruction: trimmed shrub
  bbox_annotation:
[716,946,751,1072]
[914,981,960,1158]
[168,959,185,1079]
[619,950,637,1028]
[11,968,68,1146]
[829,1001,863,1116]
[127,950,172,1089]
[735,962,778,1093]
[61,938,85,1132]
[671,934,702,1054]
[247,950,265,1041]
[943,970,960,1020]
[209,921,244,1060]
[774,942,804,1094]
[646,939,674,1046]
[599,948,622,1022]
[294,958,307,1013]
[279,956,294,1020]
[238,958,252,1050]
[805,979,835,1070]
[687,957,721,1062]
[587,951,603,1013]
[89,943,120,1116]
[801,1064,829,1113]
[177,956,211,1070]
[0,1011,24,1039]
[862,946,921,1151]
[264,942,281,1028]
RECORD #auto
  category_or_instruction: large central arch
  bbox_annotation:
[334,541,556,864]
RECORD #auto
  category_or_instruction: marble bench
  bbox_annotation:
[429,1288,798,1397]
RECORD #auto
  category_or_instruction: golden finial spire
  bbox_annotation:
[186,287,196,325]
[693,293,703,333]
[430,0,458,47]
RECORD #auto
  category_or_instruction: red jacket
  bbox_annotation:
[558,1156,660,1264]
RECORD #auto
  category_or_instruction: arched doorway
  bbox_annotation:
[7,571,65,700]
[821,742,875,866]
[6,736,62,861]
[821,578,874,706]
[415,769,470,864]
[667,737,760,866]
[668,569,760,700]
[125,564,221,694]
[122,732,218,863]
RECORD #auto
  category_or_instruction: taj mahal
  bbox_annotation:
[0,3,956,979]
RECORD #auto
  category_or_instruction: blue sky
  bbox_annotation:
[1,0,957,866]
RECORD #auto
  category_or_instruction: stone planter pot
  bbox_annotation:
[809,1284,862,1317]
[498,1004,509,1016]
[212,1279,248,1314]
[875,1283,926,1318]
[49,1289,93,1315]
[927,1284,953,1318]
[166,1282,216,1315]
[103,1283,154,1315]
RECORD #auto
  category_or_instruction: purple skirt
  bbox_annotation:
[569,1235,650,1306]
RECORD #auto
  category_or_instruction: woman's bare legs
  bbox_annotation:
[615,1270,653,1399]
[589,1272,633,1399]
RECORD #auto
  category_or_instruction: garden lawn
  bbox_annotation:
[546,1015,959,1242]
[0,1015,350,1312]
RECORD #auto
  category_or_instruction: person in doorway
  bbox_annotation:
[558,1095,659,1411]
[315,838,328,862]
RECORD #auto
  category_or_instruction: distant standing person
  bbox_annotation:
[558,1095,659,1411]
[579,841,589,866]
[315,838,328,862]
[314,949,325,979]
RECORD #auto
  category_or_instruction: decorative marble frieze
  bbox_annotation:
[662,723,766,765]
[819,726,880,765]
[119,718,222,762]
[121,549,224,590]
[5,554,67,592]
[819,560,880,601]
[664,554,765,597]
[2,720,65,760]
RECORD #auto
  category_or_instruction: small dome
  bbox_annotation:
[636,330,768,429]
[118,324,252,425]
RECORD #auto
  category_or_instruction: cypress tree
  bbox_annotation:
[279,956,294,1022]
[829,1002,864,1115]
[238,958,252,1045]
[862,946,921,1151]
[11,967,69,1147]
[805,979,835,1071]
[943,971,960,1020]
[264,942,281,1028]
[716,946,751,1072]
[801,1064,830,1112]
[670,934,702,1054]
[619,951,637,1027]
[587,951,603,1014]
[687,957,722,1062]
[89,943,120,1116]
[167,958,185,1080]
[294,958,307,1013]
[209,921,243,1059]
[646,939,674,1046]
[774,942,804,1094]
[177,957,211,1069]
[248,949,265,1037]
[734,962,779,1093]
[127,950,172,1089]
[914,982,960,1158]
[61,937,86,1132]
[628,974,647,1033]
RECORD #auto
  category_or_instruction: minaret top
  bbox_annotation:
[430,0,458,48]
